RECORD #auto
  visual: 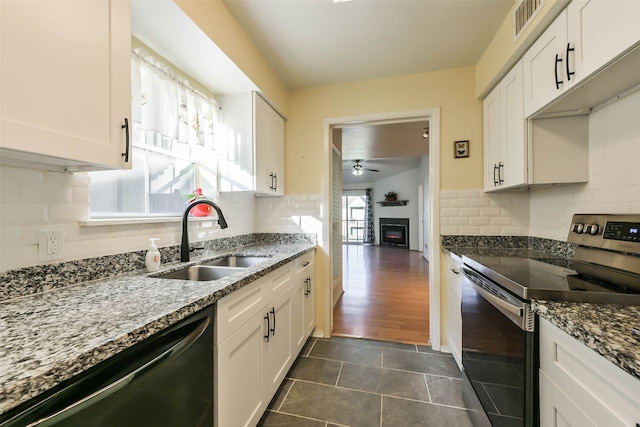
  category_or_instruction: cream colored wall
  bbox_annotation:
[287,66,483,193]
[475,0,569,99]
[175,0,289,114]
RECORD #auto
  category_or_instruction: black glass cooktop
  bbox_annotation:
[462,253,640,304]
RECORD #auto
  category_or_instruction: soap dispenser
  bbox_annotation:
[146,238,161,272]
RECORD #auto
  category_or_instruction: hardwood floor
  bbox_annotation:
[332,244,430,345]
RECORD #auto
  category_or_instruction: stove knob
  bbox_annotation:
[586,224,600,235]
[573,223,585,234]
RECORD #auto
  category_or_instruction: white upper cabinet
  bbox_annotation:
[219,92,285,195]
[484,58,588,192]
[567,0,640,83]
[523,10,571,118]
[0,0,131,172]
[524,1,640,117]
[483,60,527,192]
[254,94,285,196]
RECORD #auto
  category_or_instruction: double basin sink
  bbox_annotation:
[155,256,269,281]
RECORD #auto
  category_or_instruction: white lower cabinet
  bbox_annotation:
[216,312,265,427]
[539,318,640,427]
[215,252,315,427]
[262,287,294,399]
[445,252,462,370]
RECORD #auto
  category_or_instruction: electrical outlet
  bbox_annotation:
[39,230,65,261]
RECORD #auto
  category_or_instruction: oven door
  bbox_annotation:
[461,266,538,427]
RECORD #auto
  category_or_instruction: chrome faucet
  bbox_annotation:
[181,199,229,262]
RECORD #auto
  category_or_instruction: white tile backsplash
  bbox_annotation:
[0,165,258,271]
[529,89,640,240]
[255,194,322,235]
[443,89,640,241]
[440,189,529,236]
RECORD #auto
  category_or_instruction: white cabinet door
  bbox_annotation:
[539,318,640,426]
[523,10,569,117]
[303,273,316,339]
[0,0,131,171]
[216,313,265,427]
[483,60,526,192]
[254,95,271,194]
[254,94,285,195]
[539,371,599,427]
[292,251,315,352]
[568,0,640,83]
[292,277,306,353]
[262,287,294,399]
[445,253,462,369]
[483,84,504,192]
[502,62,527,188]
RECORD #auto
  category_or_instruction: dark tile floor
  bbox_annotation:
[257,337,488,427]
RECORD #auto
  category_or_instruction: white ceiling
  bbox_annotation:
[221,0,513,90]
[221,0,512,183]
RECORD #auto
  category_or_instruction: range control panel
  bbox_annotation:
[568,214,640,254]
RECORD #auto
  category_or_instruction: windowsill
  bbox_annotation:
[80,216,218,227]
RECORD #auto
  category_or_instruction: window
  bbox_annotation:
[89,48,219,217]
[342,194,366,243]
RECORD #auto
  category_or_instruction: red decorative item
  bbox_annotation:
[188,188,211,217]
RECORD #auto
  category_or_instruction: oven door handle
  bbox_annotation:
[462,267,524,317]
[471,281,523,317]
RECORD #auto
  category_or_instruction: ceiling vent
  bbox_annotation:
[514,0,543,39]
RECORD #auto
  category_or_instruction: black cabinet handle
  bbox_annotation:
[304,277,311,296]
[493,164,499,186]
[498,162,504,185]
[270,307,276,336]
[264,313,270,342]
[121,118,130,163]
[273,173,278,192]
[302,261,311,267]
[554,54,563,89]
[566,43,575,81]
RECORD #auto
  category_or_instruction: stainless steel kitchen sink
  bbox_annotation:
[155,265,245,281]
[202,256,269,268]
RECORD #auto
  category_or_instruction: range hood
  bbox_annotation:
[533,43,640,118]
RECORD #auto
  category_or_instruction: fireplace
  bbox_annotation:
[379,218,409,249]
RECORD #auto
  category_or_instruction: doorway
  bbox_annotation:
[323,107,442,349]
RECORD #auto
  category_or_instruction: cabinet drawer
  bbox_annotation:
[216,275,268,345]
[539,318,640,426]
[216,263,293,344]
[295,251,314,276]
[264,263,293,301]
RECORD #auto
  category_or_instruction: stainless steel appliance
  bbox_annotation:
[460,214,640,427]
[0,307,214,427]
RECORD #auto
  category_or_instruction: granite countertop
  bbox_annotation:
[533,300,640,379]
[0,241,315,417]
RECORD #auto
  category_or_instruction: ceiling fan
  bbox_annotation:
[345,159,379,176]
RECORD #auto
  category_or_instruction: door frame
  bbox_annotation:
[322,107,442,349]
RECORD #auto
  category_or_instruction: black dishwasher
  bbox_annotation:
[0,306,214,427]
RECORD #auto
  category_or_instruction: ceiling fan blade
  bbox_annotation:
[364,168,379,172]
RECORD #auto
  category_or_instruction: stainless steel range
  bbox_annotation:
[459,214,640,427]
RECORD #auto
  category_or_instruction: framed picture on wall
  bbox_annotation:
[454,140,469,158]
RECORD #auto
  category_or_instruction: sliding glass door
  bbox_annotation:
[342,193,365,243]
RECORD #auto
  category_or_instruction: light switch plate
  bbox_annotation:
[39,230,65,261]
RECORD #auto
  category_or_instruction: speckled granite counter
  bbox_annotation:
[533,300,640,380]
[0,239,315,417]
